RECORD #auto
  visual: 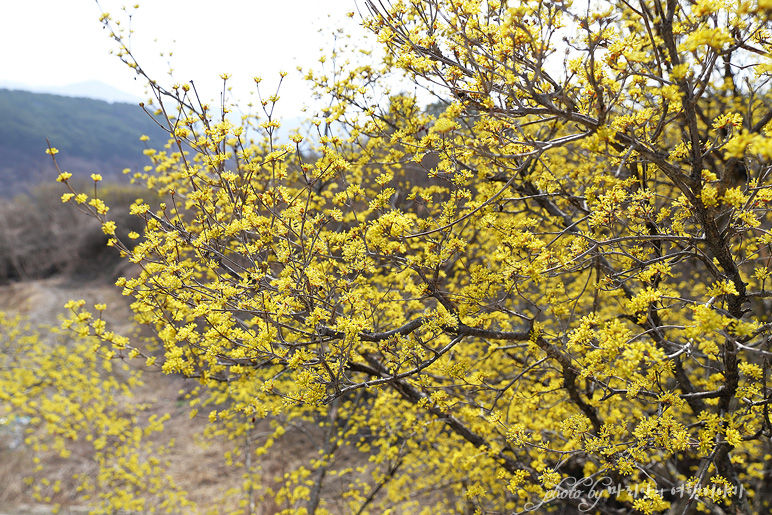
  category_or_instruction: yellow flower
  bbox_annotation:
[725,427,742,447]
[101,221,117,235]
[539,469,561,489]
[708,279,739,297]
[712,113,743,130]
[432,118,458,134]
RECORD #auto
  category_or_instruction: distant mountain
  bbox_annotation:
[46,80,143,104]
[0,80,142,104]
[0,88,167,196]
[0,87,314,197]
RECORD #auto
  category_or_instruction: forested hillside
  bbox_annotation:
[0,89,166,196]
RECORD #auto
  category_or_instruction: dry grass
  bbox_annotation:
[0,183,154,284]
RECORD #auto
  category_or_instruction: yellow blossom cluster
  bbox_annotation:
[33,0,772,513]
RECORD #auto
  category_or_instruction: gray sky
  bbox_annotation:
[1,0,366,116]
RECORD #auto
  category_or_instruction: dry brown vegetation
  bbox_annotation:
[0,183,151,284]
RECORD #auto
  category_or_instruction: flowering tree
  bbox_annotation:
[0,310,192,513]
[38,0,772,513]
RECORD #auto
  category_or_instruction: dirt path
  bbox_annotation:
[0,276,132,330]
[0,277,136,514]
[0,275,261,514]
[0,275,335,515]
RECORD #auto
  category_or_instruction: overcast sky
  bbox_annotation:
[1,0,367,117]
